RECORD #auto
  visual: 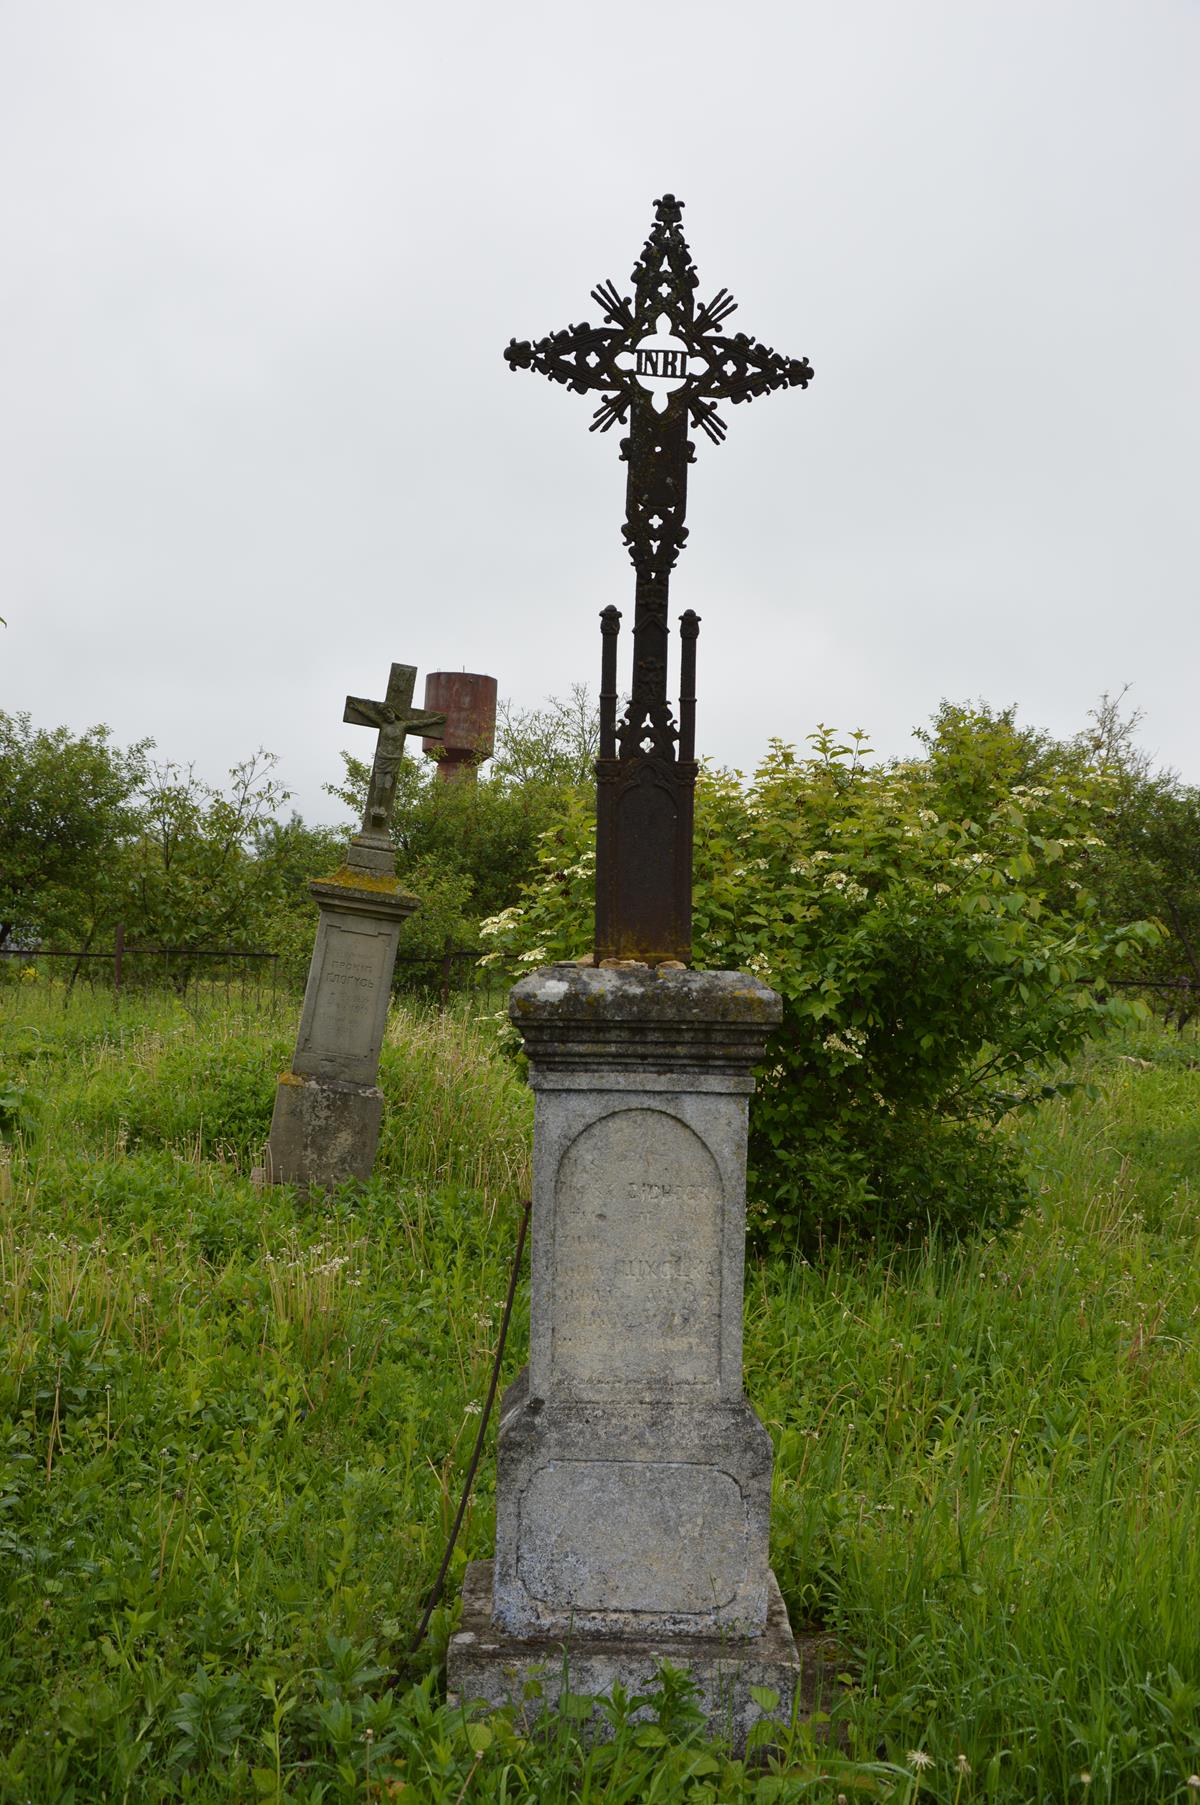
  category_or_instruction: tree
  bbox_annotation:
[479,728,1154,1249]
[918,693,1200,1016]
[249,813,346,969]
[1077,693,1200,1012]
[121,751,342,961]
[0,712,150,948]
[490,684,600,789]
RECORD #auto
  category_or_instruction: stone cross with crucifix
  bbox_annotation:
[262,658,444,1192]
[504,193,812,963]
[344,662,445,872]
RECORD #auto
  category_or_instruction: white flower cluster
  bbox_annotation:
[479,906,524,938]
[822,1026,868,1062]
[822,871,869,902]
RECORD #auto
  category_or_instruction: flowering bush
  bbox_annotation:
[478,730,1156,1248]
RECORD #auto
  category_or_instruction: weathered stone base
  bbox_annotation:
[262,1072,383,1189]
[449,1561,818,1754]
[493,1367,773,1639]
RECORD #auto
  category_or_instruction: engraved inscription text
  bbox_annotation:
[551,1108,722,1394]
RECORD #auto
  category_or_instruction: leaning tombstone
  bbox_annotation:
[448,196,816,1750]
[261,662,445,1191]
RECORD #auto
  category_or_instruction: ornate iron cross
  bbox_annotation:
[344,662,445,854]
[505,193,812,964]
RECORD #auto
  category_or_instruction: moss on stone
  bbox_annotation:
[311,864,419,906]
[318,863,400,892]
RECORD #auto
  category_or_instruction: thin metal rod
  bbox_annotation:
[410,1198,532,1654]
[678,609,700,762]
[598,606,621,759]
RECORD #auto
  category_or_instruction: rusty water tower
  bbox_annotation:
[421,671,498,782]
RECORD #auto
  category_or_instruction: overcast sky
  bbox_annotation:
[2,1,1197,826]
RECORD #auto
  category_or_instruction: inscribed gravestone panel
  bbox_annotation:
[551,1107,722,1395]
[299,919,392,1074]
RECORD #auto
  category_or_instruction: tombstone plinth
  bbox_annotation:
[261,659,445,1192]
[263,865,418,1189]
[449,963,803,1747]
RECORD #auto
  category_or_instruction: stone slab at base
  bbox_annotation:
[493,1367,774,1639]
[449,1560,818,1755]
[263,1073,383,1189]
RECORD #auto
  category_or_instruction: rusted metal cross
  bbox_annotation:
[344,663,445,840]
[504,193,813,964]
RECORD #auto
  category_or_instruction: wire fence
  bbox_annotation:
[389,949,521,1006]
[6,940,1195,1021]
[0,945,289,1008]
[0,941,520,1010]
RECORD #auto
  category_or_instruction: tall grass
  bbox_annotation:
[1,986,1198,1800]
[378,1003,531,1201]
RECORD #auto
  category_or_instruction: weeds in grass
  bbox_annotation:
[1,989,1199,1798]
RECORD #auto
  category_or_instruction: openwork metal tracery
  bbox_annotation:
[505,194,813,963]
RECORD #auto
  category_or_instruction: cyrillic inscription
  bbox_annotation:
[303,925,387,1064]
[551,1108,722,1394]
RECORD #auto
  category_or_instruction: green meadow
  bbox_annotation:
[1,987,1198,1803]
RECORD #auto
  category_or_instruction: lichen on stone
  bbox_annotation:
[312,863,417,902]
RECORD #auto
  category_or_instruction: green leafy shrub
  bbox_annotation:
[480,731,1157,1248]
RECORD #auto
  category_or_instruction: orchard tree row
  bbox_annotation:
[0,689,597,974]
[2,689,1197,998]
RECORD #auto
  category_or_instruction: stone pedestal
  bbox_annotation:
[262,854,418,1190]
[449,963,802,1748]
